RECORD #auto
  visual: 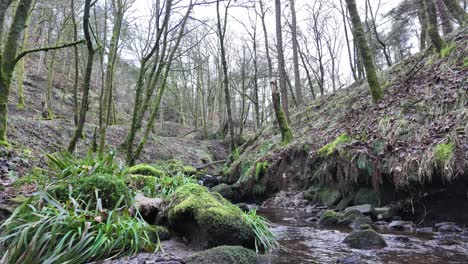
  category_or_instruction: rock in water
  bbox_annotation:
[167,183,254,248]
[211,183,235,200]
[344,204,373,215]
[186,246,258,264]
[319,210,339,226]
[343,229,387,249]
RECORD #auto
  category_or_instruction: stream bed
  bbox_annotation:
[259,207,468,264]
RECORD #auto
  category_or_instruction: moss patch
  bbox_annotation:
[127,164,165,177]
[168,183,254,247]
[434,143,454,165]
[187,246,258,264]
[318,133,351,157]
[440,42,455,58]
[353,188,379,206]
[319,210,339,226]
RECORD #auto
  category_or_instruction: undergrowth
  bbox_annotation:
[242,209,278,253]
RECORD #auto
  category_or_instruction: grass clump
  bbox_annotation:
[242,209,278,253]
[440,42,455,58]
[318,133,351,157]
[0,192,159,264]
[434,143,454,165]
[127,164,165,177]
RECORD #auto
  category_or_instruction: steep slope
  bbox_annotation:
[229,29,467,224]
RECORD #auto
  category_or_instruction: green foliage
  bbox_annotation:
[242,209,278,253]
[127,174,158,196]
[318,133,351,157]
[0,192,159,264]
[47,151,122,178]
[232,147,240,161]
[434,143,454,165]
[127,164,165,177]
[153,172,196,198]
[463,57,468,67]
[254,161,268,180]
[52,174,128,209]
[440,42,455,58]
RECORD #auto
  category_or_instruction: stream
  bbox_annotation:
[259,207,468,264]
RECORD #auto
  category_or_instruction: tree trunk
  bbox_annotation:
[424,0,445,52]
[271,80,293,144]
[417,0,429,51]
[289,0,303,106]
[340,0,358,82]
[275,0,290,119]
[0,0,34,146]
[345,0,383,102]
[99,0,125,156]
[217,0,236,153]
[71,0,80,126]
[436,0,454,35]
[443,0,468,24]
[68,0,94,153]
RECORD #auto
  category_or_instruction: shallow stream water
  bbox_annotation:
[259,208,468,264]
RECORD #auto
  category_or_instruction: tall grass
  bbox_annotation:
[0,192,159,264]
[242,209,279,253]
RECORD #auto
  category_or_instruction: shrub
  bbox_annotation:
[0,192,159,264]
[242,209,278,253]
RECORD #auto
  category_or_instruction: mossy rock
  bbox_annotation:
[211,184,235,201]
[349,216,373,230]
[127,174,157,190]
[183,165,198,175]
[167,183,254,248]
[51,174,128,209]
[304,187,341,207]
[343,229,387,249]
[319,210,339,226]
[353,188,379,206]
[127,164,165,177]
[186,246,258,264]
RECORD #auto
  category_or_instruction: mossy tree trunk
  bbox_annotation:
[275,0,290,119]
[345,0,384,103]
[99,0,126,157]
[436,0,454,35]
[216,0,236,153]
[417,0,429,50]
[271,80,293,145]
[0,0,34,146]
[443,0,468,25]
[424,0,445,52]
[68,0,94,153]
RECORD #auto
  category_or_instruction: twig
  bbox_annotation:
[404,44,433,82]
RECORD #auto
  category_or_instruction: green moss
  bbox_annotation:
[187,246,258,264]
[440,42,455,58]
[463,57,468,67]
[318,133,351,157]
[127,174,157,196]
[52,174,128,208]
[319,210,339,226]
[434,143,454,165]
[182,165,198,175]
[127,164,165,177]
[353,188,379,206]
[168,183,253,247]
[304,187,341,207]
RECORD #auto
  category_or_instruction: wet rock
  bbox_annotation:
[372,207,393,220]
[304,187,341,207]
[344,204,373,215]
[186,246,258,264]
[349,216,373,230]
[236,203,250,212]
[319,210,339,226]
[435,222,462,233]
[198,175,221,188]
[133,193,163,224]
[305,216,319,223]
[394,236,410,243]
[352,188,379,206]
[211,184,235,200]
[416,227,435,235]
[337,255,368,264]
[343,229,387,249]
[167,184,254,248]
[388,221,415,232]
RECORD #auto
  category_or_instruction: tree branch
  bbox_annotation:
[14,40,85,64]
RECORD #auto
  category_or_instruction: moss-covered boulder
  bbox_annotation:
[167,183,254,248]
[186,246,258,264]
[319,210,339,226]
[127,164,165,177]
[352,188,379,206]
[304,187,341,207]
[343,229,387,249]
[127,174,157,190]
[52,174,128,208]
[183,165,198,175]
